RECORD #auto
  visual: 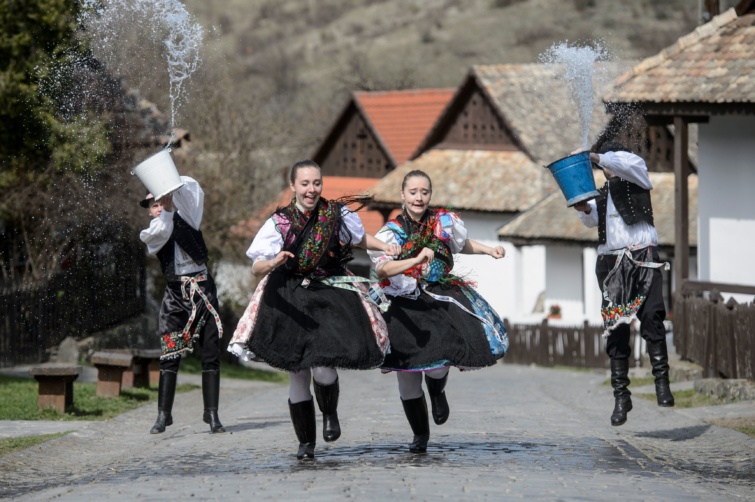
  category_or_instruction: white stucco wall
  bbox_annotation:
[582,247,602,323]
[540,245,602,326]
[697,116,755,298]
[544,245,583,321]
[451,212,545,323]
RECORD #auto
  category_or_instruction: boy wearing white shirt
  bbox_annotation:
[574,142,674,427]
[139,176,225,435]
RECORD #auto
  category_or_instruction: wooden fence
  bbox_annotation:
[674,281,755,380]
[503,319,642,369]
[0,239,146,368]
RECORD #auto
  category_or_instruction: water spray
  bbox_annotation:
[79,0,204,143]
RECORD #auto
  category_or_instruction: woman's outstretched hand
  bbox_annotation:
[272,251,295,267]
[489,245,506,259]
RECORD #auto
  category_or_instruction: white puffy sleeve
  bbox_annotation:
[440,212,468,254]
[139,209,174,255]
[246,218,283,263]
[171,176,204,230]
[367,226,397,270]
[368,226,418,296]
[597,151,653,190]
[340,206,365,245]
[578,199,599,228]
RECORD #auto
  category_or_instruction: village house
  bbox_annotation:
[369,63,629,322]
[497,170,699,325]
[228,88,454,280]
[603,2,755,379]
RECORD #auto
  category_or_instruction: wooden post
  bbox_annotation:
[704,0,721,19]
[673,116,690,307]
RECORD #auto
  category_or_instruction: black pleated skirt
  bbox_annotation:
[381,282,499,371]
[246,269,386,372]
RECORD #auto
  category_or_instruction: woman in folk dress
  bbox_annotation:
[228,159,399,460]
[368,169,509,453]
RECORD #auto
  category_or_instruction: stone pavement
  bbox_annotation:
[1,363,753,501]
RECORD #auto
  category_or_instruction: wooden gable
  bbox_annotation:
[315,103,393,179]
[598,114,697,174]
[417,79,518,155]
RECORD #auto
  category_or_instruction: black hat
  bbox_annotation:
[139,190,155,208]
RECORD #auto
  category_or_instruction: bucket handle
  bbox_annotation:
[130,146,173,175]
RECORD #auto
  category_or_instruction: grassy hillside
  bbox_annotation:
[180,0,700,157]
[101,0,706,257]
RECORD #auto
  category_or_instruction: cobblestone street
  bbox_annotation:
[1,363,753,501]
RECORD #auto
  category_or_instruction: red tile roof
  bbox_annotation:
[231,176,391,241]
[322,176,391,235]
[354,89,455,165]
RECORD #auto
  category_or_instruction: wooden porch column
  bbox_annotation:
[674,116,690,295]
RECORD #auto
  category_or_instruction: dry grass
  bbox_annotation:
[634,389,724,408]
[174,0,701,163]
[705,417,755,439]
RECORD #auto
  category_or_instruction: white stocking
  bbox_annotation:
[396,372,423,400]
[425,366,449,380]
[312,367,338,386]
[289,369,312,404]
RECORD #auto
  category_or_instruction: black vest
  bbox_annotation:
[596,178,654,244]
[156,213,209,281]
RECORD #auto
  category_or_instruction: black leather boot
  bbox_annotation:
[313,378,341,442]
[647,340,675,407]
[150,370,177,434]
[202,369,226,433]
[401,394,430,453]
[424,372,450,425]
[610,358,632,427]
[289,399,317,460]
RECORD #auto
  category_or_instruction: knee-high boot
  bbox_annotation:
[424,373,450,425]
[150,370,177,434]
[289,399,317,460]
[610,358,632,426]
[313,378,341,442]
[647,340,675,407]
[401,394,430,453]
[202,369,226,433]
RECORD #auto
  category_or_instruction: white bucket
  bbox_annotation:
[131,149,184,200]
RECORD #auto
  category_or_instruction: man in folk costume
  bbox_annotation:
[574,141,674,427]
[139,176,225,434]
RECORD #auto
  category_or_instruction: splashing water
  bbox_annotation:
[539,42,609,150]
[79,0,204,136]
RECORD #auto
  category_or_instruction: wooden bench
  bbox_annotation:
[29,364,81,413]
[91,351,133,398]
[121,349,162,389]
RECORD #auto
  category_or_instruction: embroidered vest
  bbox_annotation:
[276,199,351,278]
[156,213,208,281]
[396,211,454,283]
[597,178,654,244]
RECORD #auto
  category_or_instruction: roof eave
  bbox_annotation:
[604,100,755,120]
[368,200,525,214]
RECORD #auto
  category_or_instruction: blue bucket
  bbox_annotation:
[544,151,600,207]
